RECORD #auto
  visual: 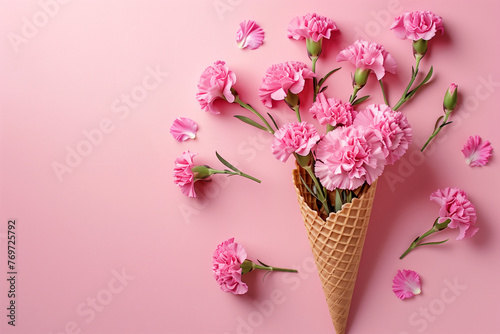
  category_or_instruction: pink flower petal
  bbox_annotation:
[392,269,422,300]
[170,117,198,141]
[236,20,264,50]
[462,135,492,167]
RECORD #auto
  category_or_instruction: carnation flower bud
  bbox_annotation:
[353,68,371,88]
[306,38,323,59]
[412,39,428,58]
[443,83,458,111]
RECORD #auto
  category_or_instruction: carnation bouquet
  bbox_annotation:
[179,10,457,334]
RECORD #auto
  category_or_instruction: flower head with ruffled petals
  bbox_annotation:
[430,187,478,240]
[309,93,354,128]
[272,122,320,162]
[173,151,198,197]
[196,61,237,114]
[287,13,338,42]
[315,125,386,190]
[391,10,444,41]
[259,61,315,108]
[212,238,248,295]
[353,104,412,165]
[336,40,397,81]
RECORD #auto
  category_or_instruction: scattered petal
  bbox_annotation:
[392,270,422,300]
[236,20,264,50]
[170,117,198,141]
[462,135,492,167]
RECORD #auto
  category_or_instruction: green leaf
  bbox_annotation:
[334,189,342,212]
[267,112,279,130]
[234,115,268,132]
[420,66,434,86]
[319,85,328,93]
[318,67,341,87]
[215,151,239,172]
[257,259,270,267]
[411,66,415,77]
[417,239,449,247]
[433,115,444,131]
[352,95,370,105]
[299,174,320,202]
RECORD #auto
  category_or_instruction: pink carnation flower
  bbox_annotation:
[287,13,338,42]
[391,10,444,41]
[308,93,354,127]
[353,104,412,165]
[462,135,492,167]
[259,61,315,108]
[315,126,386,190]
[336,40,397,80]
[392,270,422,300]
[430,187,478,240]
[236,20,265,50]
[196,61,237,114]
[170,117,198,141]
[272,122,320,162]
[173,151,198,197]
[212,238,248,295]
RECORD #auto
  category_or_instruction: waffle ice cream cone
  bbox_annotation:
[292,166,378,334]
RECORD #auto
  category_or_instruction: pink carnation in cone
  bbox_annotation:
[391,10,444,41]
[259,61,315,108]
[173,151,198,197]
[212,238,248,295]
[336,40,397,80]
[272,122,320,162]
[287,13,338,42]
[315,126,386,190]
[196,61,237,114]
[308,93,355,127]
[353,104,412,165]
[430,187,478,240]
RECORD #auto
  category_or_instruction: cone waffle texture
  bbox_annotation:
[292,167,377,334]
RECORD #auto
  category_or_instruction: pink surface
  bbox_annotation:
[1,1,499,333]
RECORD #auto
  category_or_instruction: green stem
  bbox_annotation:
[379,80,389,106]
[211,169,261,183]
[393,55,422,111]
[349,86,361,104]
[312,56,319,102]
[253,264,298,273]
[399,224,439,259]
[421,111,451,152]
[302,164,330,216]
[293,105,301,122]
[234,95,274,134]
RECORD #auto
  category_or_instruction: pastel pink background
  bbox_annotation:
[1,1,499,333]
